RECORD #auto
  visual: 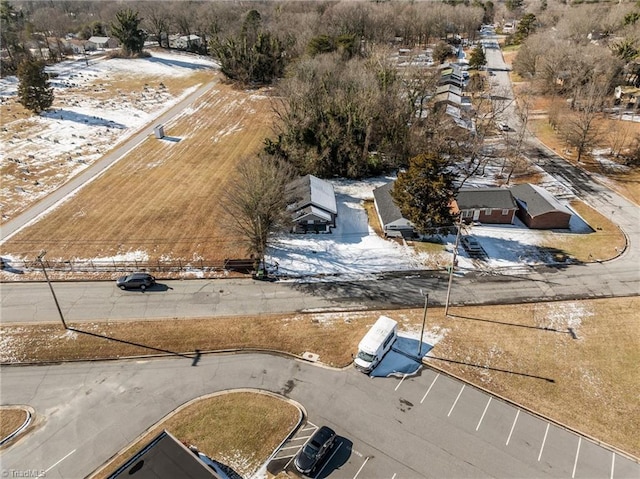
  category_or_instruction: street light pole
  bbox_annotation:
[445,219,462,316]
[37,250,68,330]
[418,290,428,357]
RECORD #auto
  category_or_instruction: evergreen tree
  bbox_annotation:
[391,153,458,234]
[514,13,537,43]
[17,59,54,114]
[111,8,146,56]
[468,45,486,69]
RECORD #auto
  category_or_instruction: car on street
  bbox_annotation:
[116,272,156,290]
[294,425,336,476]
[498,122,510,131]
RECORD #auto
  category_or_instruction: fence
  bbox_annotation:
[0,257,256,275]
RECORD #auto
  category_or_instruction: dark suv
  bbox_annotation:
[116,273,156,290]
[294,426,336,476]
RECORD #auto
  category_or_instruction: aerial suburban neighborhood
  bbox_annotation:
[1,0,639,478]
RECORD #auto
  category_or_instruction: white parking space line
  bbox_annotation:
[447,385,465,417]
[353,457,370,479]
[476,397,492,431]
[316,442,343,478]
[45,449,76,473]
[538,423,550,461]
[506,410,520,446]
[610,452,615,479]
[572,437,582,478]
[395,374,407,391]
[420,374,439,404]
[280,444,304,450]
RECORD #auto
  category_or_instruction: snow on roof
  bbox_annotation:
[88,36,111,44]
[288,175,337,216]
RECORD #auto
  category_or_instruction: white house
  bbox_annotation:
[287,175,338,234]
[372,181,416,238]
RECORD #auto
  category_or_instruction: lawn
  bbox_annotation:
[2,298,638,458]
[0,407,28,443]
[91,391,299,479]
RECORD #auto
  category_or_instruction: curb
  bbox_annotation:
[0,347,351,370]
[0,405,35,449]
[87,389,306,479]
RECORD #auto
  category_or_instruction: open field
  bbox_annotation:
[1,81,273,262]
[2,297,638,458]
[92,391,299,479]
[1,50,216,223]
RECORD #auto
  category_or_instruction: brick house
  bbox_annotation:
[455,188,518,224]
[510,183,572,229]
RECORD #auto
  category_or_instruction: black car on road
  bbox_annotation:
[116,273,156,290]
[294,425,336,476]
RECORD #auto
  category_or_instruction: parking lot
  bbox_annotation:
[269,366,639,478]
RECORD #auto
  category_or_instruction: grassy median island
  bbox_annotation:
[91,391,299,479]
[2,298,638,458]
[0,407,29,444]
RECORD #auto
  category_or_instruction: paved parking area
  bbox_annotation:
[269,367,639,478]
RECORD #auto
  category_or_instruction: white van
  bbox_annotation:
[354,316,398,373]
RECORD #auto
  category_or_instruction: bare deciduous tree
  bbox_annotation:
[221,154,295,270]
[560,81,608,163]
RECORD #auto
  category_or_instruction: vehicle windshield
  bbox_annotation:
[357,351,375,363]
[303,442,320,458]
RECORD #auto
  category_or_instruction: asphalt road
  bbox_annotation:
[1,256,639,324]
[1,355,637,478]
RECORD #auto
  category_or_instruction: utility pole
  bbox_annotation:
[418,289,428,357]
[445,219,462,316]
[37,250,68,330]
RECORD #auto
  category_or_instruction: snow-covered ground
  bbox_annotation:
[0,50,218,221]
[266,168,590,279]
[1,51,596,280]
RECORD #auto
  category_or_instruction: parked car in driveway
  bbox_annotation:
[294,425,336,476]
[460,236,483,252]
[116,272,155,290]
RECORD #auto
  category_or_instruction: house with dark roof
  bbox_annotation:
[455,187,518,224]
[107,430,222,479]
[286,175,338,233]
[510,183,572,229]
[372,182,416,238]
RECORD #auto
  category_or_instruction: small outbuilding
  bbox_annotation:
[287,175,338,233]
[455,187,518,224]
[372,182,416,238]
[86,36,119,50]
[510,183,572,229]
